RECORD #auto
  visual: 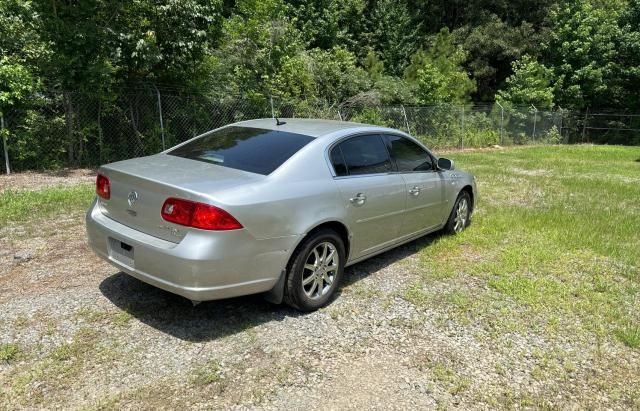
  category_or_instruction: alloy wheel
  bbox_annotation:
[302,241,339,299]
[453,198,469,233]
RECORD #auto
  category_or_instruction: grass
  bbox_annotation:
[3,327,121,406]
[191,360,223,386]
[1,145,638,409]
[0,184,94,226]
[0,343,20,362]
[406,145,640,347]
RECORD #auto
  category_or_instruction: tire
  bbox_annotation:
[444,191,472,235]
[284,229,346,311]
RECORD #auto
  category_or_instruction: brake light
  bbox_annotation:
[96,174,110,199]
[161,198,243,231]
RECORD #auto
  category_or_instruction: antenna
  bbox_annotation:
[276,117,286,126]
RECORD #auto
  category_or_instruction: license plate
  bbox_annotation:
[108,237,135,268]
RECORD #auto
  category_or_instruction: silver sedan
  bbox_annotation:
[86,119,477,311]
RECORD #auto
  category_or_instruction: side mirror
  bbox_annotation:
[437,157,455,171]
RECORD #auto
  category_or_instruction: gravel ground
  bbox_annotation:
[1,172,638,409]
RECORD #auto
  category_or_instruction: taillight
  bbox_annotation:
[96,174,110,199]
[161,198,243,231]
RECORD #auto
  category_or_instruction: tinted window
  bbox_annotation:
[168,126,314,175]
[385,135,433,172]
[334,135,392,176]
[330,147,348,177]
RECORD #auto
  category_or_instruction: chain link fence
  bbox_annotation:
[0,88,628,174]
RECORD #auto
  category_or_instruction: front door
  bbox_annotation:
[383,134,447,237]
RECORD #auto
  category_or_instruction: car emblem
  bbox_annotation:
[127,191,139,207]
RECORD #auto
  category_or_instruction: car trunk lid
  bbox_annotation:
[98,154,261,242]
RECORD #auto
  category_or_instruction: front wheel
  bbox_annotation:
[284,229,345,311]
[445,191,472,235]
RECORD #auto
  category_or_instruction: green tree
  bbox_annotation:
[362,50,385,81]
[497,55,555,108]
[616,0,640,108]
[405,28,476,104]
[35,0,222,91]
[0,58,36,110]
[547,0,623,109]
[366,0,420,76]
[453,16,542,101]
[307,47,370,104]
[0,0,48,109]
[272,54,316,100]
[286,0,366,50]
[207,0,304,98]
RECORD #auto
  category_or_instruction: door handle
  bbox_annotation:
[349,193,367,206]
[409,186,421,196]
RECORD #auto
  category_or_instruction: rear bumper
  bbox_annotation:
[85,199,298,301]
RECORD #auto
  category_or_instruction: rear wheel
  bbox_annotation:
[445,191,472,234]
[284,229,345,311]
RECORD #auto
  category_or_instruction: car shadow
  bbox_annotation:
[99,231,443,342]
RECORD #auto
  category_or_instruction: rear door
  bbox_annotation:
[383,134,447,237]
[330,134,407,259]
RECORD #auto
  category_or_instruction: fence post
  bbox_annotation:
[154,86,166,150]
[270,95,275,119]
[582,108,589,142]
[97,101,104,164]
[460,106,465,150]
[1,113,9,174]
[559,109,567,144]
[337,106,343,121]
[531,104,538,142]
[496,101,505,145]
[401,105,411,134]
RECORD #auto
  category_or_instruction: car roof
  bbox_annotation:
[234,118,385,138]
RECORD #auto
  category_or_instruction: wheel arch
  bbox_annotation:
[291,220,351,266]
[460,184,475,212]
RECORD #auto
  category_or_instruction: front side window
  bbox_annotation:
[331,134,393,176]
[384,135,434,172]
[168,126,314,175]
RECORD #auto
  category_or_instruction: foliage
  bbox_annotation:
[0,0,45,112]
[406,29,476,104]
[349,107,394,128]
[3,0,640,162]
[542,126,563,144]
[0,57,36,110]
[288,0,366,50]
[497,55,555,109]
[453,16,541,101]
[365,0,420,76]
[306,47,371,104]
[0,343,20,362]
[546,0,623,109]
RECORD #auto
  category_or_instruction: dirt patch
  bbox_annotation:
[0,169,95,192]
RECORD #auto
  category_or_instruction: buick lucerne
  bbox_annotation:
[86,119,477,311]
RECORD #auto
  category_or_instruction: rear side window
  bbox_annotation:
[330,147,348,177]
[168,126,314,175]
[331,134,393,176]
[384,135,434,172]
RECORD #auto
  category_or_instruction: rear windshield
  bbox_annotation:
[168,126,315,175]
